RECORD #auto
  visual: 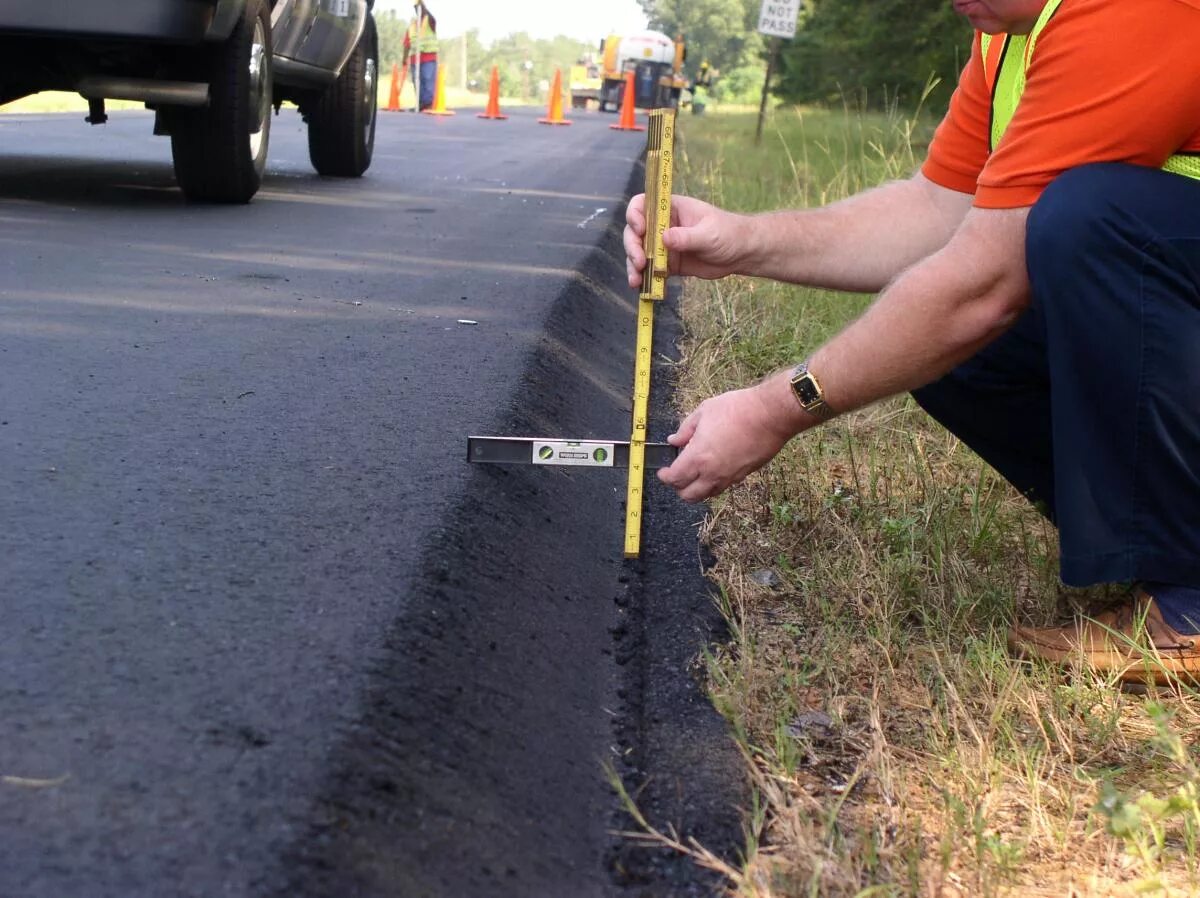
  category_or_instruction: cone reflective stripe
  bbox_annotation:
[538,68,572,126]
[384,62,401,112]
[423,66,456,116]
[477,65,507,120]
[610,70,645,132]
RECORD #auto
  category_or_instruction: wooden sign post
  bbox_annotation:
[755,0,802,144]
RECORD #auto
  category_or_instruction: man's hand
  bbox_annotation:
[624,194,749,290]
[657,375,808,503]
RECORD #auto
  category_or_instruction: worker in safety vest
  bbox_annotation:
[403,2,438,110]
[690,61,714,116]
[624,0,1200,686]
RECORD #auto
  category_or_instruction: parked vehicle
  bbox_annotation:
[0,0,379,203]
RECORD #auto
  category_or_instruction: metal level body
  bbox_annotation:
[467,437,678,469]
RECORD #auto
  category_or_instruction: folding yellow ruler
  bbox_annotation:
[467,109,677,559]
[623,108,674,556]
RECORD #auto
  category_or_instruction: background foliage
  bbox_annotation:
[640,0,767,103]
[375,11,592,101]
[375,0,976,111]
[776,0,972,111]
[640,0,973,110]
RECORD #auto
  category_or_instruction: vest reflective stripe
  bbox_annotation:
[979,0,1197,180]
[987,33,1028,150]
[980,0,1062,149]
[1164,155,1200,180]
[980,31,1005,94]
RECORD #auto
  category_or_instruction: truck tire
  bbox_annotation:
[170,0,272,203]
[307,16,377,178]
[599,81,617,113]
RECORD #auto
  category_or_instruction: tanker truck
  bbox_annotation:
[585,30,686,112]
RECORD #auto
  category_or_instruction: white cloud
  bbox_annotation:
[374,0,649,44]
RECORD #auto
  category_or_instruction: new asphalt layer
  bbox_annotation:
[0,104,744,896]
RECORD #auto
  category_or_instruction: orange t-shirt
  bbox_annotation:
[922,0,1200,209]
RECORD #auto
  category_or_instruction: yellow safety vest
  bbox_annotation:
[410,15,437,55]
[980,0,1200,180]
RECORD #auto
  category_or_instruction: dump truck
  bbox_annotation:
[569,54,602,109]
[585,30,685,113]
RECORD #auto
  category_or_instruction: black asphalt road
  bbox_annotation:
[0,105,744,897]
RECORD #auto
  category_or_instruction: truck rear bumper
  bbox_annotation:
[0,0,240,43]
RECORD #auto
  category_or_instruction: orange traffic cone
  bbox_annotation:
[423,66,456,116]
[538,68,572,126]
[610,70,645,131]
[477,66,507,120]
[384,62,401,112]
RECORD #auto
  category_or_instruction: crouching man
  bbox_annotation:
[624,0,1200,685]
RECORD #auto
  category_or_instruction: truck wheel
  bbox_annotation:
[307,16,377,178]
[170,0,272,204]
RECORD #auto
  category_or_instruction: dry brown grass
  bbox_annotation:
[665,108,1200,898]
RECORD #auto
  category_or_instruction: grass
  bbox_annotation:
[661,104,1200,896]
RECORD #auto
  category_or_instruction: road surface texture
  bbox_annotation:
[0,105,745,896]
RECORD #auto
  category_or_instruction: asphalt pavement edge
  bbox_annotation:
[272,159,747,898]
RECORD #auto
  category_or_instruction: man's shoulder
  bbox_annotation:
[1099,0,1197,13]
[1041,0,1200,47]
[1051,0,1200,19]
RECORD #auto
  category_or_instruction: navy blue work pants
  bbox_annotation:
[411,59,437,110]
[913,163,1200,589]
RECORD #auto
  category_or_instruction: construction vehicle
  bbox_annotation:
[576,30,685,113]
[569,53,602,109]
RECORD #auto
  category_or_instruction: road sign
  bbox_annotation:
[758,0,802,39]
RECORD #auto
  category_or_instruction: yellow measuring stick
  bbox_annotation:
[624,109,675,558]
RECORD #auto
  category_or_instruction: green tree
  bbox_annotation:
[775,0,972,112]
[374,9,591,101]
[475,32,593,100]
[639,0,766,99]
[437,28,488,89]
[376,9,410,69]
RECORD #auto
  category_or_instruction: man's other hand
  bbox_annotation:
[657,380,801,503]
[624,194,748,290]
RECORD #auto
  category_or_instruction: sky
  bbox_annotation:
[375,0,649,44]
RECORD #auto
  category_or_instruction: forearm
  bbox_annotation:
[757,207,1032,433]
[653,202,1030,506]
[812,253,1025,413]
[734,174,973,292]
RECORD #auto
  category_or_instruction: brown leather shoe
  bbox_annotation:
[1008,591,1200,686]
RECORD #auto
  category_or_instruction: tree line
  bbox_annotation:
[375,10,592,101]
[373,1,975,112]
[639,0,974,111]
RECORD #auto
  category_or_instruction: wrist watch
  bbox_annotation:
[789,360,837,421]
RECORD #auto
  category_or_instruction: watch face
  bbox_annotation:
[795,374,821,406]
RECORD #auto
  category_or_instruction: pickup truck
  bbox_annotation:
[0,0,378,202]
